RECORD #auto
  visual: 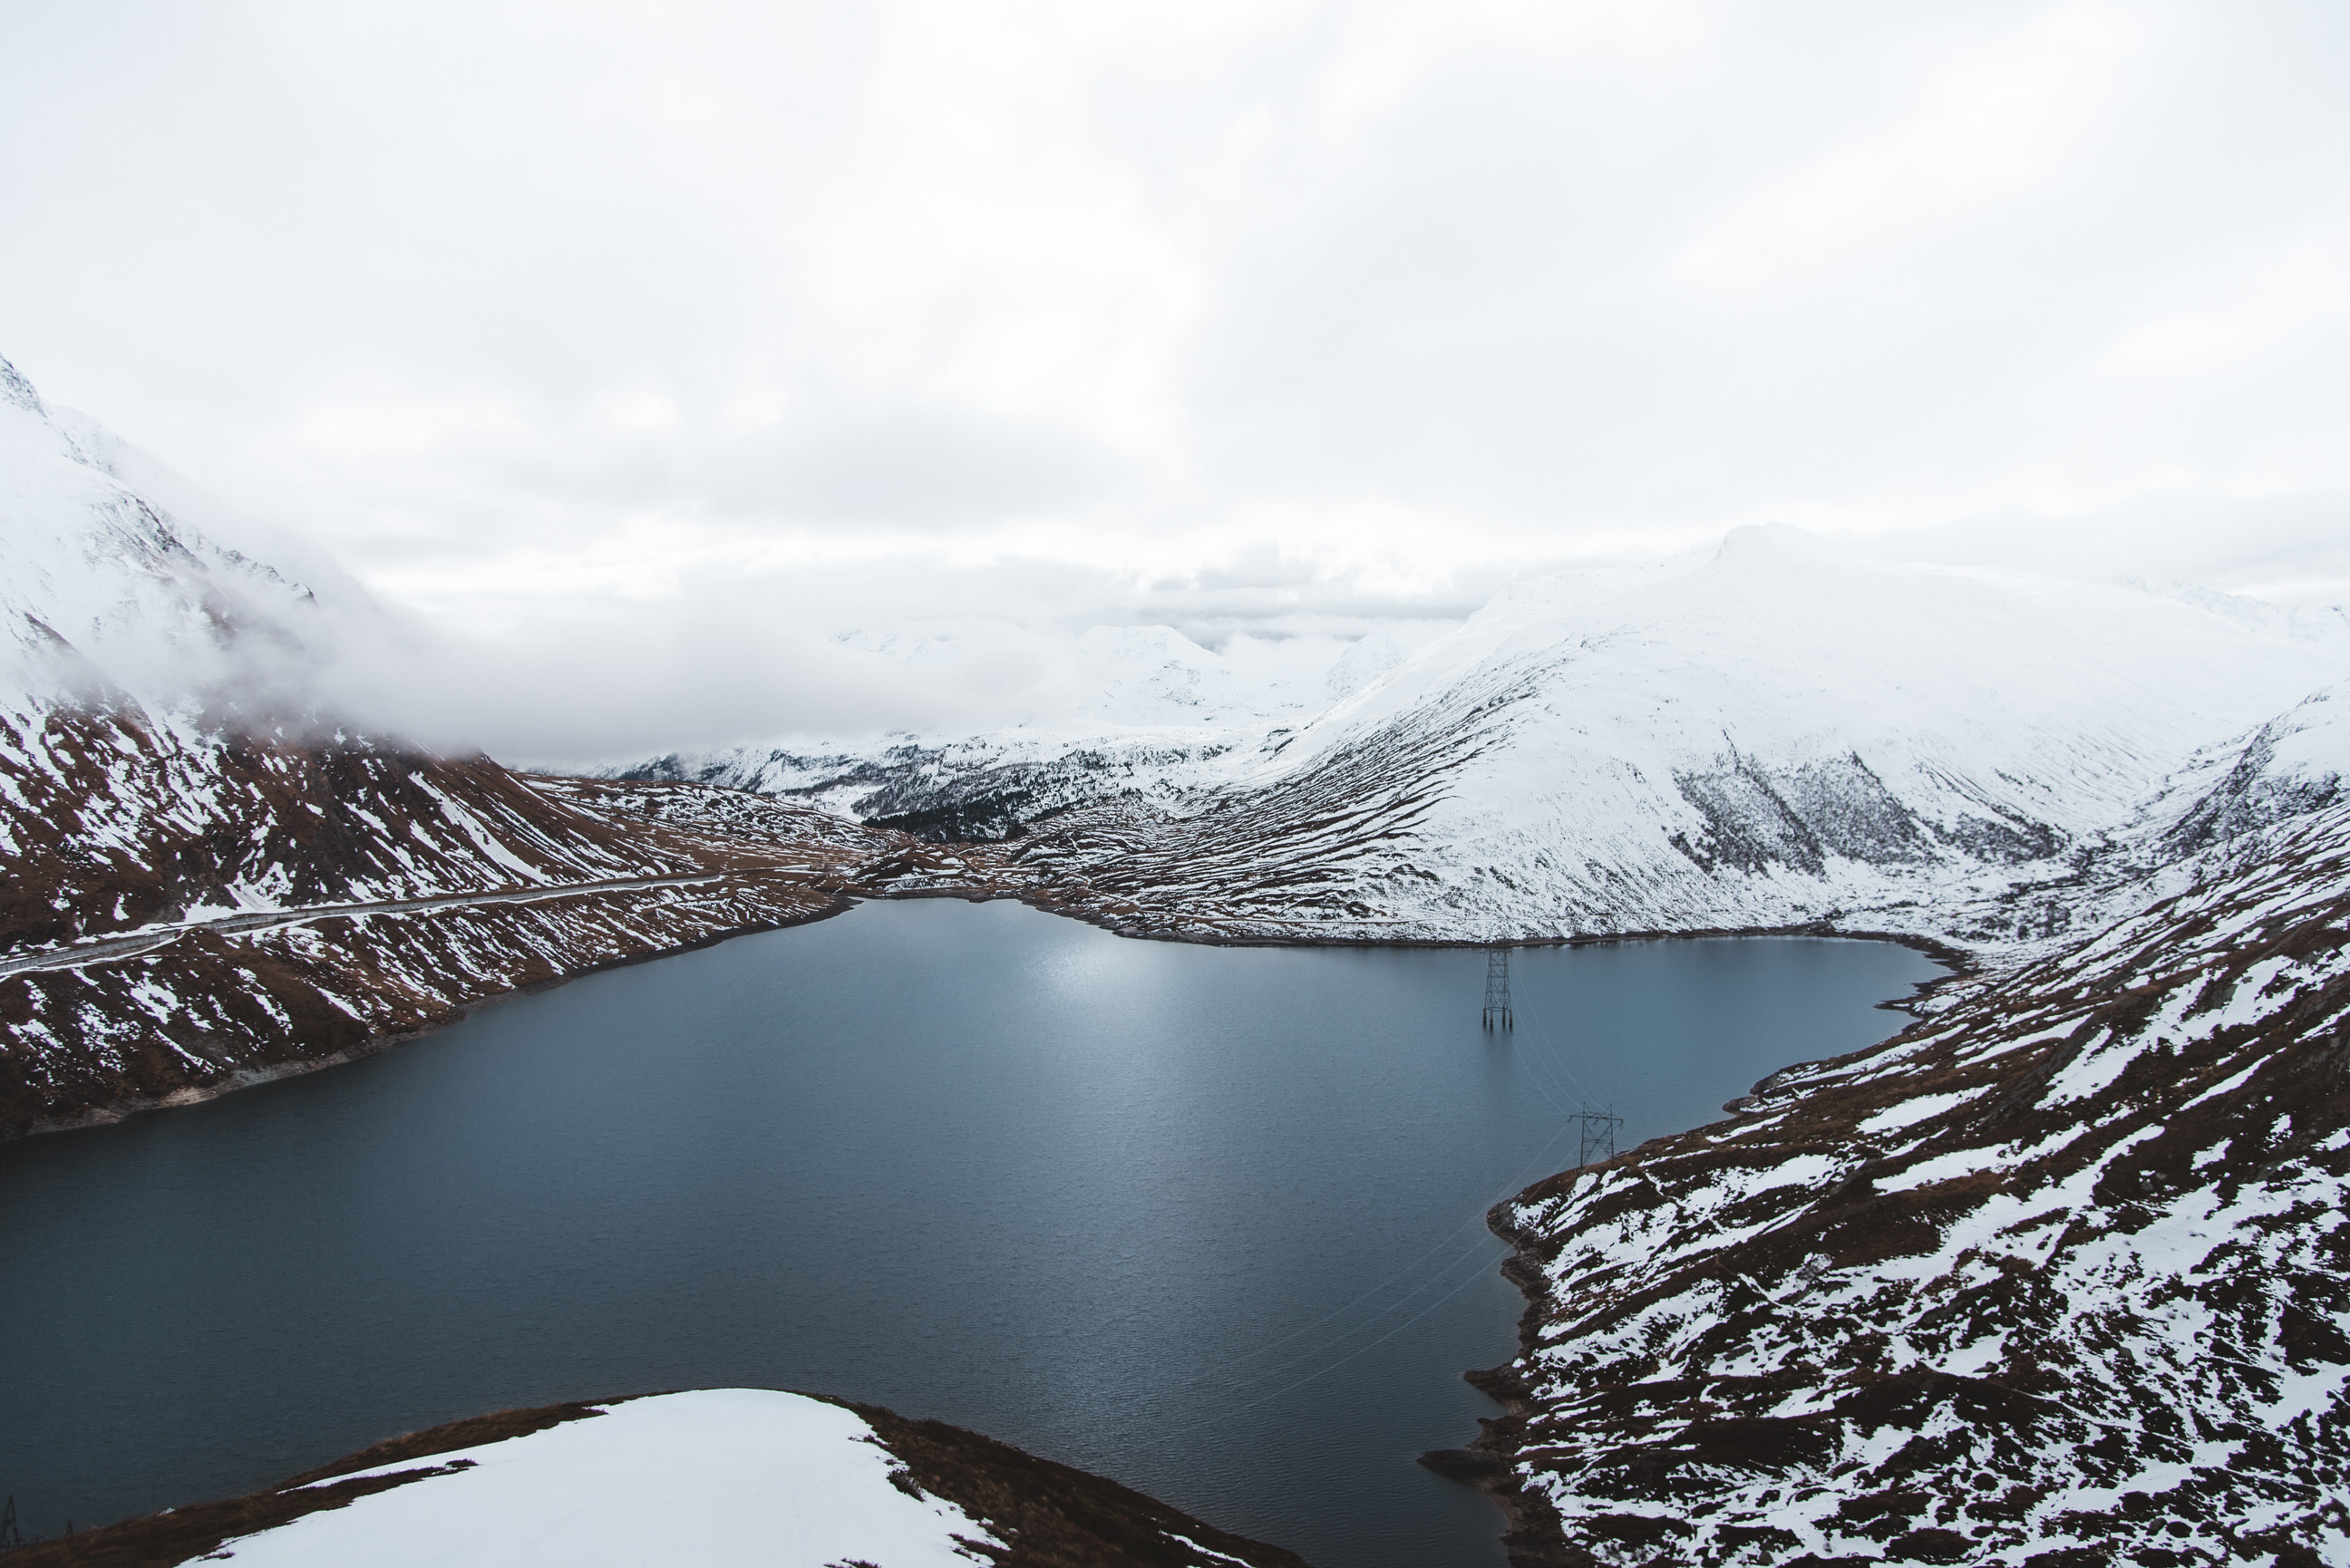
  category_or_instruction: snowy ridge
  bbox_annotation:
[625,723,1266,843]
[1001,529,2350,949]
[34,1389,1316,1568]
[0,355,326,721]
[213,1391,1000,1568]
[1447,696,2350,1565]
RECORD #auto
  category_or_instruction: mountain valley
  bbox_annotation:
[5,346,2349,1567]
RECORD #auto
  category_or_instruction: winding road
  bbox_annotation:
[0,870,811,980]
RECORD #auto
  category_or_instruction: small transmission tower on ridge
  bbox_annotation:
[1574,1105,1625,1166]
[1481,947,1513,1030]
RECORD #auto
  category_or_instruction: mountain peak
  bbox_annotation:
[1709,520,1822,566]
[0,353,44,418]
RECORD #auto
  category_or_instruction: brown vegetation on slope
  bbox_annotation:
[0,705,930,1137]
[1437,806,2350,1566]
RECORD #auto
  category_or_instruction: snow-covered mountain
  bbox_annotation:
[607,528,2350,957]
[998,528,2350,948]
[1441,664,2350,1565]
[0,355,336,721]
[0,355,913,1137]
[607,620,1460,839]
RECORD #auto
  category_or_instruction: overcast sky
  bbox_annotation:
[3,1,2347,758]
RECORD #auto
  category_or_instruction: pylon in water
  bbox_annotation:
[1482,947,1513,1030]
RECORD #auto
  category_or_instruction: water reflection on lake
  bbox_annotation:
[0,898,1940,1567]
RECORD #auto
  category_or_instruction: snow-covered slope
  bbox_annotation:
[1005,528,2350,948]
[211,1391,998,1568]
[0,355,913,1137]
[609,622,1461,840]
[24,1389,1315,1568]
[0,355,333,720]
[1440,687,2350,1565]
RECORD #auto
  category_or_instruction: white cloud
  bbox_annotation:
[1,0,2345,757]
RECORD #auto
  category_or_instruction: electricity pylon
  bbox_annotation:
[1482,947,1513,1030]
[1575,1105,1625,1166]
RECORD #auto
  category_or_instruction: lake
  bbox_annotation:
[0,897,1941,1566]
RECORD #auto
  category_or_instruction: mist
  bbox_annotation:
[4,0,2346,759]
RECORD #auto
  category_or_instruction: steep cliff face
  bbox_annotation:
[1449,685,2350,1566]
[0,357,912,1137]
[1004,533,2350,948]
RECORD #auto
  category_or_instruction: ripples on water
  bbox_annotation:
[0,899,1940,1567]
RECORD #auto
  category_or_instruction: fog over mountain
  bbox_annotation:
[4,2,2348,760]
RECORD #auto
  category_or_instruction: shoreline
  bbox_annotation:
[0,890,859,1144]
[4,883,1973,1145]
[4,882,1978,1567]
[1412,953,1971,1567]
[1415,1200,1606,1568]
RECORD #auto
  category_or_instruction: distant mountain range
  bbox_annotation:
[631,524,2349,956]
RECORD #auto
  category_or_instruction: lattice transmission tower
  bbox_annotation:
[1575,1105,1625,1166]
[1481,947,1513,1030]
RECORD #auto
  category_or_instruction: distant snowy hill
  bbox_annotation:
[607,619,1454,838]
[1001,527,2350,947]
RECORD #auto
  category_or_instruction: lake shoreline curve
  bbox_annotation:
[1413,803,2350,1564]
[4,864,1971,1143]
[1,886,858,1143]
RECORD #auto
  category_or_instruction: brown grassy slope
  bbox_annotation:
[1440,804,2350,1567]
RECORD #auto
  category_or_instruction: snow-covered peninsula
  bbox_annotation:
[4,1389,1312,1568]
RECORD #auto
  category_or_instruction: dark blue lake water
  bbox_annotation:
[0,898,1939,1566]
